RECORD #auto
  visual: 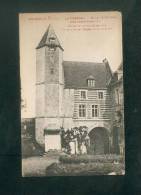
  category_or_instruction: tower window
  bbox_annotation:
[79,104,86,117]
[49,37,55,43]
[92,105,99,117]
[50,68,54,74]
[98,91,104,99]
[49,36,56,50]
[80,91,86,99]
[49,47,55,51]
[87,79,95,87]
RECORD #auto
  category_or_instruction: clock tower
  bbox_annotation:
[35,24,64,147]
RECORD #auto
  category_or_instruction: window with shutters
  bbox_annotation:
[98,91,104,99]
[80,91,86,99]
[92,105,99,117]
[79,104,86,117]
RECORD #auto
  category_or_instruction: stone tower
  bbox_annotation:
[35,24,64,147]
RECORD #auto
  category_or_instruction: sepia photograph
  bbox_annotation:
[20,12,125,176]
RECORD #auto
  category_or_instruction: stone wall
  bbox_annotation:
[36,47,46,83]
[45,84,59,117]
[35,118,45,146]
[63,89,74,118]
[36,84,45,117]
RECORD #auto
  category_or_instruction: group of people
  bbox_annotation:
[60,126,90,155]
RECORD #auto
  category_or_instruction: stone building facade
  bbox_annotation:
[108,64,124,154]
[35,24,124,154]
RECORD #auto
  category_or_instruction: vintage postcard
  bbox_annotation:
[20,12,124,176]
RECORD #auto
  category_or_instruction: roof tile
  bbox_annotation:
[63,61,112,89]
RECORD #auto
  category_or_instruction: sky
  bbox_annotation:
[19,12,122,118]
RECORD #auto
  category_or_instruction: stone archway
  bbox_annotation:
[89,127,109,154]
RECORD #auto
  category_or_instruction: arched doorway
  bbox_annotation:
[89,127,109,154]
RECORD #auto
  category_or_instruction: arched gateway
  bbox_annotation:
[89,127,109,154]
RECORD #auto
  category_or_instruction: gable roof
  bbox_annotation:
[63,61,112,89]
[36,24,63,50]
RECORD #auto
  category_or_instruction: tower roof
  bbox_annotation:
[36,24,63,50]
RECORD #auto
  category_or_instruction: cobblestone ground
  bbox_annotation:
[22,154,59,177]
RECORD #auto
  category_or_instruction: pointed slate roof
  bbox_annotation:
[36,24,63,50]
[109,62,123,86]
[63,61,112,89]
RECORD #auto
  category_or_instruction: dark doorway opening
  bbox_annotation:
[89,127,109,154]
[112,126,120,154]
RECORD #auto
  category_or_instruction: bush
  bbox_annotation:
[59,154,124,164]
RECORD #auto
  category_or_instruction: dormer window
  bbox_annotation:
[88,79,95,87]
[87,75,95,87]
